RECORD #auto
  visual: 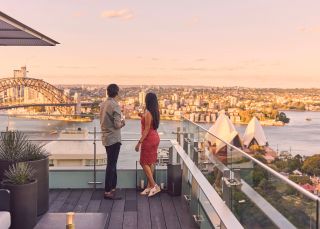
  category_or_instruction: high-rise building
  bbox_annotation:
[172,93,179,102]
[14,66,28,78]
[138,91,146,106]
[74,93,81,114]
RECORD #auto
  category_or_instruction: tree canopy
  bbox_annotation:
[302,154,320,176]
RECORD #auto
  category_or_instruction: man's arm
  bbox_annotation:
[113,105,124,129]
[99,103,104,125]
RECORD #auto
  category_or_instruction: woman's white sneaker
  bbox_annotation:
[148,185,161,197]
[140,188,151,195]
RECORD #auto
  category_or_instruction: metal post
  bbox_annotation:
[317,199,319,229]
[176,127,181,145]
[222,169,232,208]
[93,126,97,190]
[169,146,174,164]
[6,115,9,131]
[193,141,199,166]
[189,133,194,157]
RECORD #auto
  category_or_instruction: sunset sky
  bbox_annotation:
[1,0,320,87]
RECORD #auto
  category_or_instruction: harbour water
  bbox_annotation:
[0,111,319,168]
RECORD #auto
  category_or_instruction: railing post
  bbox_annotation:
[169,146,174,164]
[189,133,194,157]
[176,127,181,145]
[193,141,199,166]
[317,199,319,229]
[183,131,189,154]
[93,126,97,190]
[222,169,242,211]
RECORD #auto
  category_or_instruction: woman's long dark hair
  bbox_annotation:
[145,92,160,129]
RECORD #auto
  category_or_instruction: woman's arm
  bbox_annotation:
[135,111,152,152]
[139,111,152,143]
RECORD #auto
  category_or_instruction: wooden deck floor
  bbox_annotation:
[46,189,199,229]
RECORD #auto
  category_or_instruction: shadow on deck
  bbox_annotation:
[41,188,199,229]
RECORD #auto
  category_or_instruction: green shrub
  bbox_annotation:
[0,131,49,162]
[4,163,35,185]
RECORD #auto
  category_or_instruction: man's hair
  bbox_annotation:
[107,84,119,98]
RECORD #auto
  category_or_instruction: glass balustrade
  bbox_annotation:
[181,117,320,229]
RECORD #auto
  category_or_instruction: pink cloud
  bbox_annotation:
[297,26,320,33]
[72,11,86,18]
[100,9,134,20]
[186,16,200,27]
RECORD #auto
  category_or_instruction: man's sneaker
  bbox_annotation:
[148,184,161,197]
[140,188,151,195]
[104,192,122,200]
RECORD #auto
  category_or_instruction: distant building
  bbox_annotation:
[73,93,81,114]
[45,129,106,167]
[172,93,179,102]
[13,66,28,78]
[243,117,268,147]
[138,91,146,106]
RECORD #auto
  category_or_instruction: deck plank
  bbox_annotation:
[125,188,137,200]
[107,189,125,229]
[172,196,198,229]
[86,190,104,212]
[48,190,71,212]
[60,189,82,212]
[47,189,197,229]
[99,198,114,213]
[123,212,138,229]
[74,190,93,213]
[137,194,151,229]
[160,193,181,229]
[99,198,113,229]
[149,194,166,229]
[49,189,60,205]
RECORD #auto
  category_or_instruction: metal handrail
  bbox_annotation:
[171,139,244,229]
[27,138,173,142]
[182,117,320,202]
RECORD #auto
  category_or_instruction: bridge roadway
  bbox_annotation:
[0,102,100,110]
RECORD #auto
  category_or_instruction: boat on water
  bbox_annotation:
[45,128,106,167]
[157,148,169,165]
[306,118,312,121]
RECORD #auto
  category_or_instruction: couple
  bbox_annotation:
[100,84,161,200]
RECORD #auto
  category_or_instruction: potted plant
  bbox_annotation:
[0,131,50,215]
[0,131,27,181]
[1,163,37,229]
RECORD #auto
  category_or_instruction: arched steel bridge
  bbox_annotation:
[0,77,74,113]
[0,102,99,110]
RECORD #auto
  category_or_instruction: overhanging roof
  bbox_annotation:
[0,11,59,46]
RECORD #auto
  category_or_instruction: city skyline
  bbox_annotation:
[1,0,320,88]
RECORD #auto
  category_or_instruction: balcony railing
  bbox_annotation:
[0,114,244,228]
[2,113,319,228]
[181,117,320,229]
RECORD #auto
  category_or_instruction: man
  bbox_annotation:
[100,84,125,199]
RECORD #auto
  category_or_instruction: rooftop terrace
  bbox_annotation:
[45,188,198,229]
[1,116,320,229]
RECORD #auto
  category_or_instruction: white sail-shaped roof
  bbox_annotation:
[205,113,240,152]
[243,117,268,147]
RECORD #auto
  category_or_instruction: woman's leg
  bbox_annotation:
[141,164,152,188]
[142,164,156,188]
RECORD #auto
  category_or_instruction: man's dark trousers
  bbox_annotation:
[105,142,121,192]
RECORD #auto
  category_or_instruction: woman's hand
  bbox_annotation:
[135,142,141,152]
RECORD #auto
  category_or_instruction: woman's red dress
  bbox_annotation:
[140,115,160,165]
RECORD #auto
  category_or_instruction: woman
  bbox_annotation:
[135,92,161,197]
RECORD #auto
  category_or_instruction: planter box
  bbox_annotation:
[28,157,49,215]
[0,160,12,183]
[1,180,38,229]
[0,158,49,216]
